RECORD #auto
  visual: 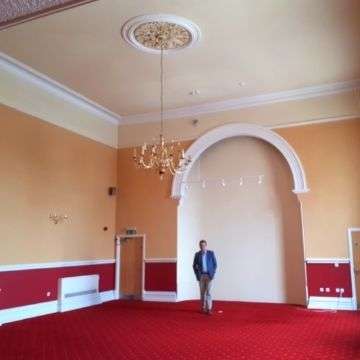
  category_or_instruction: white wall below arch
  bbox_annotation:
[177,185,202,301]
[177,137,306,304]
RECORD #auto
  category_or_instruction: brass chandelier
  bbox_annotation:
[133,29,191,180]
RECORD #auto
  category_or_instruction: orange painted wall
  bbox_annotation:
[117,119,360,259]
[276,118,360,258]
[0,104,117,265]
[116,143,189,258]
[1,102,358,264]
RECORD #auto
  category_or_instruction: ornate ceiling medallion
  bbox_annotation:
[134,22,191,51]
[121,14,201,54]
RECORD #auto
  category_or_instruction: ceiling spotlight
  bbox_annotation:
[238,81,246,87]
[189,89,200,96]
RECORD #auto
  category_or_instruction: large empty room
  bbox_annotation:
[0,1,359,359]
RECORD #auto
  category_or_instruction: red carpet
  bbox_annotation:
[1,300,359,359]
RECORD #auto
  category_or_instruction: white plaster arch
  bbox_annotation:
[172,123,309,199]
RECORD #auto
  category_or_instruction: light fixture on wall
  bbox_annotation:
[123,15,199,180]
[182,175,265,192]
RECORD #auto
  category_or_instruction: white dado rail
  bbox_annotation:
[0,259,116,325]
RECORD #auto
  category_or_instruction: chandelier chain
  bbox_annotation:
[132,27,191,179]
[160,46,164,136]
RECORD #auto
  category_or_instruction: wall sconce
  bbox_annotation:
[49,213,69,225]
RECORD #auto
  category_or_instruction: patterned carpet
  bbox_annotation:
[0,300,359,359]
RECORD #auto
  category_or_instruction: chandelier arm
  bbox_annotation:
[169,164,176,175]
[139,156,155,169]
[170,158,182,174]
[132,26,190,179]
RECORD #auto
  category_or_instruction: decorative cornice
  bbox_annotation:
[122,80,360,124]
[117,115,360,149]
[0,51,122,125]
[0,0,98,30]
[1,50,359,132]
[270,115,360,129]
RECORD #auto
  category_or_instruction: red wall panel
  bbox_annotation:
[144,262,176,292]
[4,260,352,309]
[0,263,115,310]
[306,262,352,297]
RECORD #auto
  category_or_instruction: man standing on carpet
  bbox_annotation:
[193,240,217,315]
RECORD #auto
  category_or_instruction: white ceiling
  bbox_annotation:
[0,0,359,118]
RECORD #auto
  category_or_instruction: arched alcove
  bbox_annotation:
[172,123,309,200]
[174,123,309,304]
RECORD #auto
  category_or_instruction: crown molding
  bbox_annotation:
[269,114,360,129]
[0,0,97,30]
[117,114,360,149]
[122,79,360,124]
[0,51,122,125]
[1,49,359,129]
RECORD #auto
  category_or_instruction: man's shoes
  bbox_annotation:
[199,309,212,315]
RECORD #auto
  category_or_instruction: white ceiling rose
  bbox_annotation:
[121,14,202,54]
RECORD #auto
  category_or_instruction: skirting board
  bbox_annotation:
[307,296,356,311]
[0,290,116,325]
[142,291,177,302]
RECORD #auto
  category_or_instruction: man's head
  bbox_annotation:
[199,239,207,252]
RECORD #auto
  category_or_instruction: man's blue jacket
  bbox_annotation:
[193,250,217,281]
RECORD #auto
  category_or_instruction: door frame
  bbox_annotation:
[348,227,360,310]
[116,234,146,300]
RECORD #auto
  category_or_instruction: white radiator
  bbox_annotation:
[58,274,101,312]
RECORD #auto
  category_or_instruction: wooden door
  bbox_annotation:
[352,232,360,308]
[120,237,143,298]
